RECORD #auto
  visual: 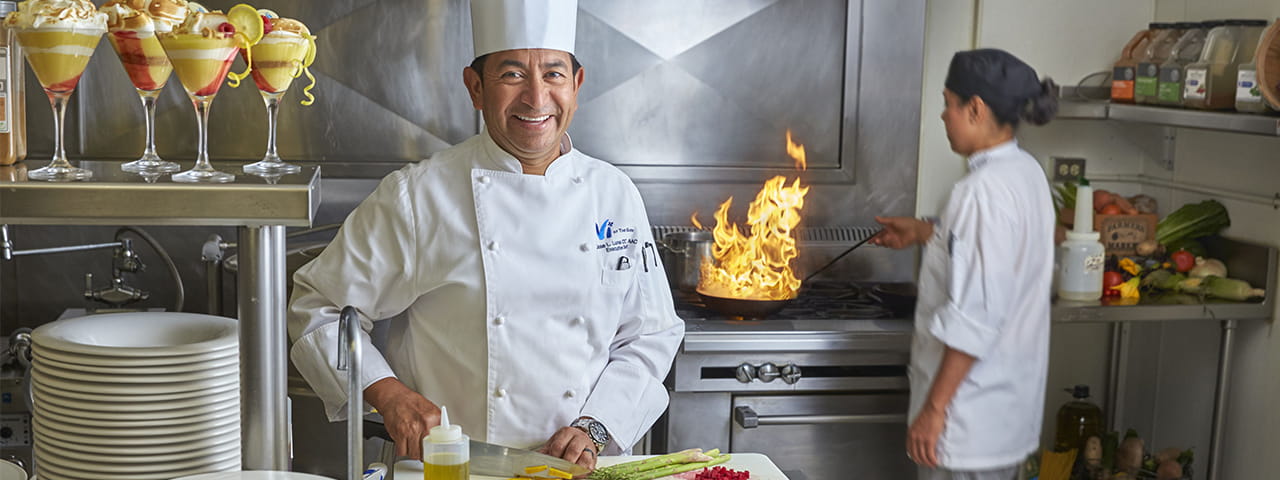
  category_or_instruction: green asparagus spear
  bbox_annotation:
[588,449,712,479]
[624,454,732,480]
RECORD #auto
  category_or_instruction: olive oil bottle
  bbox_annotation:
[1054,385,1104,453]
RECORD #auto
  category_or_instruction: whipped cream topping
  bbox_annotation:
[4,0,107,31]
[101,0,187,34]
[169,10,230,38]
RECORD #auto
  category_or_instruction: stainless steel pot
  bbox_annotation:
[657,231,713,292]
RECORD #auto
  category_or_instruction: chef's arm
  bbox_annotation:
[578,244,684,454]
[287,170,424,422]
[919,347,976,417]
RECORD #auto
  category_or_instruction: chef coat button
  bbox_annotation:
[494,388,507,398]
[579,243,590,252]
[488,241,499,252]
[493,316,505,326]
[572,176,583,184]
[477,176,490,185]
[564,389,577,398]
[572,316,585,326]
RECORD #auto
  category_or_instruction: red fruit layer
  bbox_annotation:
[193,52,238,97]
[46,74,84,93]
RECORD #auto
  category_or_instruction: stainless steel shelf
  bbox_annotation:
[1056,100,1280,136]
[0,161,320,227]
[1108,104,1280,136]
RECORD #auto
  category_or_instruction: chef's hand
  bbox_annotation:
[870,216,933,249]
[907,404,946,469]
[539,426,598,471]
[364,377,441,461]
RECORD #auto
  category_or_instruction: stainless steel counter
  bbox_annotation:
[0,161,321,471]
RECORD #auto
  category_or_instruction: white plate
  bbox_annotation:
[31,366,237,395]
[33,359,239,384]
[33,349,238,375]
[33,381,239,412]
[28,401,237,429]
[34,342,237,367]
[32,312,238,357]
[0,460,25,480]
[34,414,239,448]
[35,440,239,470]
[32,376,238,403]
[35,420,239,456]
[174,471,334,480]
[33,392,239,424]
[35,450,239,480]
[34,408,238,436]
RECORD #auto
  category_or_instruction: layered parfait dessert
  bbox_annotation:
[101,0,184,91]
[101,0,187,174]
[4,0,106,181]
[159,6,241,98]
[248,14,315,98]
[241,10,316,176]
[159,2,263,183]
[4,0,106,94]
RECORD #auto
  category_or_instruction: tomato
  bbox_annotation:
[1103,271,1125,295]
[1099,204,1124,215]
[1170,250,1195,273]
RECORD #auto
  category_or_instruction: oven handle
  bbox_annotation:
[734,405,906,429]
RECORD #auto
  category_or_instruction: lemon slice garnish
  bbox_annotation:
[228,4,265,46]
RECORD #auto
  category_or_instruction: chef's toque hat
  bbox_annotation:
[470,0,578,58]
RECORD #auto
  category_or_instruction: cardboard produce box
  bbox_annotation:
[1094,213,1157,255]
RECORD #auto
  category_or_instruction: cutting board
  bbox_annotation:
[393,453,788,480]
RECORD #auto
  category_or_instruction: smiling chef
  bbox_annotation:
[287,0,683,470]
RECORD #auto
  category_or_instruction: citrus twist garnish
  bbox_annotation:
[297,34,317,106]
[226,32,254,87]
[300,66,316,106]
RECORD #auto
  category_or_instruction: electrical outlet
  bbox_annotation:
[1052,157,1086,183]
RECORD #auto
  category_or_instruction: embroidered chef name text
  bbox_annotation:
[599,238,639,252]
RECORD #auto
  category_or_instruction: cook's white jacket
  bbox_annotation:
[288,131,685,453]
[909,140,1054,470]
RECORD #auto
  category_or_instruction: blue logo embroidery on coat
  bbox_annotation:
[595,219,614,240]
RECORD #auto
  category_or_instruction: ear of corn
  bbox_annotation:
[1039,449,1078,480]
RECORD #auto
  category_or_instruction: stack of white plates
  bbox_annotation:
[29,312,241,480]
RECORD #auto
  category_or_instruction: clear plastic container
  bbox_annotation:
[1112,25,1157,104]
[1236,60,1273,112]
[0,0,26,166]
[423,406,469,480]
[1058,230,1104,301]
[1185,19,1269,109]
[1135,22,1187,104]
[1157,22,1213,106]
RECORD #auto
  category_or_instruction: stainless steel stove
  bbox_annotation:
[655,282,917,480]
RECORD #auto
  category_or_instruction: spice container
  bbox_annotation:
[0,0,25,166]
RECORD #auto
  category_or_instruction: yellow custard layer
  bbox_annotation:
[16,29,103,92]
[248,34,308,93]
[159,34,238,97]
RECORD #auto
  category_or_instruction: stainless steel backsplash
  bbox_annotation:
[6,0,924,325]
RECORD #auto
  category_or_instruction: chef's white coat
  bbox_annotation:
[288,130,685,454]
[909,140,1054,470]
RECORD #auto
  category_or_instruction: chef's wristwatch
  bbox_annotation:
[571,417,610,452]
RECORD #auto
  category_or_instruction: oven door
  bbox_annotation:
[731,392,913,480]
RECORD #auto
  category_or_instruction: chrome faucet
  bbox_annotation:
[336,306,363,480]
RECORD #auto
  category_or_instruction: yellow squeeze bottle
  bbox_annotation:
[424,405,469,480]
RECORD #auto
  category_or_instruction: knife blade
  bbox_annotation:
[469,439,590,478]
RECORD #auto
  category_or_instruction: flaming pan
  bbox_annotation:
[696,289,795,319]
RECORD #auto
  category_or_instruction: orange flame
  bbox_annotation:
[786,130,806,171]
[691,212,704,230]
[696,133,810,301]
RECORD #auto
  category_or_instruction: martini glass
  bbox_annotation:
[159,32,239,183]
[241,30,311,175]
[107,27,178,173]
[14,25,106,181]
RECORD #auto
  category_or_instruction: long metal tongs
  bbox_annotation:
[801,228,882,284]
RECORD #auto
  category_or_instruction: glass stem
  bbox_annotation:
[262,92,281,161]
[193,95,214,172]
[139,90,160,157]
[49,91,71,167]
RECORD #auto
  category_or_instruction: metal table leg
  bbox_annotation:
[1207,319,1236,480]
[238,225,289,470]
